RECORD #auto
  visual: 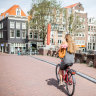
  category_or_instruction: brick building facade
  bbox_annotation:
[0,5,28,54]
[87,17,96,51]
[64,3,88,52]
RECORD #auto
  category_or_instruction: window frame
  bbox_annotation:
[16,29,20,38]
[22,30,26,38]
[10,29,15,38]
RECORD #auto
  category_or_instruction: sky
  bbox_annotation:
[0,0,96,18]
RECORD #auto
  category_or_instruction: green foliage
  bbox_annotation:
[28,0,82,44]
[68,13,82,34]
[28,0,60,44]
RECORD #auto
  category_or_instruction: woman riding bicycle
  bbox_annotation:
[59,34,77,86]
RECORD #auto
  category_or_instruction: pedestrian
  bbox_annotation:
[17,48,20,55]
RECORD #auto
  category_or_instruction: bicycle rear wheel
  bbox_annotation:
[56,64,60,82]
[66,72,75,96]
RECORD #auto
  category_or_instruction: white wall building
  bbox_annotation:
[87,17,96,51]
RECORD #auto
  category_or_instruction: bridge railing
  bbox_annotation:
[38,48,96,68]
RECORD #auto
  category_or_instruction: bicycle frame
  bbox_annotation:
[62,68,73,84]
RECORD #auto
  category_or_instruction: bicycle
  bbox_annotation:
[56,63,76,96]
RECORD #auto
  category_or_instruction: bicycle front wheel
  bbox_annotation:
[66,72,75,96]
[56,64,60,83]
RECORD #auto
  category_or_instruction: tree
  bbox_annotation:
[67,13,82,34]
[28,0,60,45]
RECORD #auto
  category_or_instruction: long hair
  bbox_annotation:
[65,34,76,54]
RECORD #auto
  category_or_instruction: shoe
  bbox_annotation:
[62,81,65,84]
[58,81,63,86]
[62,81,65,86]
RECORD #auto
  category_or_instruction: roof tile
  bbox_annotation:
[64,3,78,8]
[0,5,26,17]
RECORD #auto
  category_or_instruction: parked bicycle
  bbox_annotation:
[56,63,76,96]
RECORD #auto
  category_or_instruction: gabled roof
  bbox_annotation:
[0,5,26,17]
[64,3,79,8]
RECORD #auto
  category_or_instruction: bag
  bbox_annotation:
[58,48,66,58]
[63,50,74,64]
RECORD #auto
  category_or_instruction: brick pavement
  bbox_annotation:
[0,53,96,96]
[33,55,96,79]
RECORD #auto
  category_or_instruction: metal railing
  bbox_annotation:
[31,56,96,84]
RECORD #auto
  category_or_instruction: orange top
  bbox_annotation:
[0,5,26,17]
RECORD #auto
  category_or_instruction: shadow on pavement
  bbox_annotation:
[46,78,68,96]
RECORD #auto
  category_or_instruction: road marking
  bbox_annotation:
[31,56,96,84]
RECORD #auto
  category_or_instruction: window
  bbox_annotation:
[10,29,15,38]
[0,32,1,38]
[2,23,3,29]
[91,26,93,31]
[29,32,32,38]
[22,23,26,29]
[51,39,54,44]
[94,26,96,31]
[54,24,58,29]
[93,43,95,50]
[88,26,90,31]
[82,34,85,37]
[0,23,3,29]
[79,33,81,36]
[34,32,38,39]
[82,25,85,29]
[58,40,59,43]
[16,30,20,37]
[58,40,62,44]
[39,33,42,40]
[68,8,72,14]
[10,21,15,28]
[16,22,20,29]
[0,31,3,38]
[90,43,91,49]
[89,18,91,22]
[51,31,54,37]
[56,10,60,16]
[16,8,21,16]
[56,10,60,14]
[58,31,62,37]
[22,30,26,38]
[0,23,1,29]
[88,43,89,49]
